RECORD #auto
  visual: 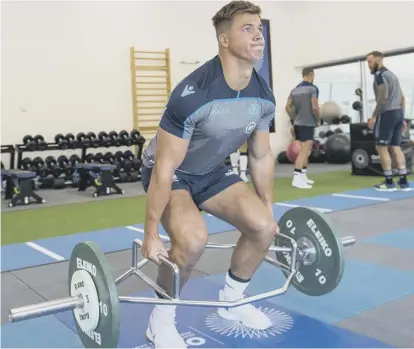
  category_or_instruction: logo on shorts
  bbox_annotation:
[205,306,294,339]
[246,122,256,134]
[172,174,179,182]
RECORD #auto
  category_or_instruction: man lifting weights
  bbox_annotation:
[140,1,279,347]
[285,67,320,189]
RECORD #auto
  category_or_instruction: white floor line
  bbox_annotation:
[332,193,390,201]
[125,225,170,241]
[275,202,332,213]
[25,242,65,261]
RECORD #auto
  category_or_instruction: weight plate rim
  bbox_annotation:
[275,207,345,296]
[69,241,120,348]
[352,148,369,169]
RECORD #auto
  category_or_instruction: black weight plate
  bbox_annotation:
[274,207,345,296]
[68,241,120,348]
[352,149,369,169]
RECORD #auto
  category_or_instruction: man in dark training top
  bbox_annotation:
[285,67,320,189]
[140,1,279,347]
[366,51,411,191]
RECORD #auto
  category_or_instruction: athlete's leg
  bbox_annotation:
[141,167,208,348]
[292,126,313,188]
[373,112,397,191]
[198,177,278,330]
[389,111,411,190]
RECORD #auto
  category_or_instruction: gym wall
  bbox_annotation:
[1,0,299,158]
[287,1,414,67]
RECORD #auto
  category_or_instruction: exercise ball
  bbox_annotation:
[286,141,301,163]
[320,101,342,124]
[277,151,291,164]
[324,134,351,164]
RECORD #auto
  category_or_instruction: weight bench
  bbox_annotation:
[1,169,46,207]
[75,163,124,197]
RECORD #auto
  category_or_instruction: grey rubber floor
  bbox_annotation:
[2,197,414,347]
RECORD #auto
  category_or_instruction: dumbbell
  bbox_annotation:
[104,152,115,164]
[319,131,326,139]
[332,116,341,125]
[55,134,69,149]
[65,133,76,148]
[93,152,105,164]
[84,153,95,163]
[340,115,351,124]
[57,155,74,177]
[326,130,335,138]
[119,130,133,146]
[19,157,33,171]
[123,150,142,170]
[130,129,146,145]
[31,157,50,178]
[22,135,38,151]
[45,156,62,177]
[98,132,112,148]
[113,151,129,182]
[109,131,120,146]
[77,132,91,147]
[87,132,99,148]
[69,154,81,166]
[334,128,343,134]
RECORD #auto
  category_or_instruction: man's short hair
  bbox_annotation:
[212,1,262,35]
[366,50,384,59]
[302,67,314,77]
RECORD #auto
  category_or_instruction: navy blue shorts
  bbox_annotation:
[294,125,315,142]
[141,164,243,207]
[374,109,404,146]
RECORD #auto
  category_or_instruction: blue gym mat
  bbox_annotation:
[51,275,392,348]
[2,186,414,272]
[363,227,414,251]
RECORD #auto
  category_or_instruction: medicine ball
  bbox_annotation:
[320,101,342,124]
[324,134,351,164]
[286,141,301,163]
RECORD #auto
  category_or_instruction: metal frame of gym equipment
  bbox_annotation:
[9,234,356,321]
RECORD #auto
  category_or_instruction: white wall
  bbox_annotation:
[287,1,414,67]
[1,0,298,159]
[2,0,412,164]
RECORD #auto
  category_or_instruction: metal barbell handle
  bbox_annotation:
[205,236,356,252]
[9,295,84,323]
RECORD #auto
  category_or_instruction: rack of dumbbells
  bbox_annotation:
[80,130,145,187]
[13,130,146,204]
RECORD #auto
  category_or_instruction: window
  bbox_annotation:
[314,62,363,123]
[363,53,414,120]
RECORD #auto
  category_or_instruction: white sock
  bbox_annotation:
[153,292,176,318]
[230,152,240,175]
[239,155,248,175]
[223,270,250,300]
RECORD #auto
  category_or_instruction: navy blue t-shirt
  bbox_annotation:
[142,55,276,175]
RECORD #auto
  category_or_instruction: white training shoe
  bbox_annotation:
[292,174,312,189]
[304,175,314,185]
[240,172,249,182]
[146,307,187,348]
[217,290,272,330]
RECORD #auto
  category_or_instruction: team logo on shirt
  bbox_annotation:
[246,122,256,134]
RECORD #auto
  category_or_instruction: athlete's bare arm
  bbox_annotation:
[247,129,274,213]
[144,129,189,237]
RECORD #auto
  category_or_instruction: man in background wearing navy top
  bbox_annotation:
[285,67,320,189]
[366,51,411,191]
[139,1,279,347]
